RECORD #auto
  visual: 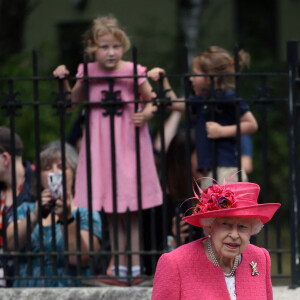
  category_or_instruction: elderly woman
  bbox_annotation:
[6,141,102,287]
[152,181,280,300]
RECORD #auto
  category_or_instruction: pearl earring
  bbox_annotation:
[208,234,211,238]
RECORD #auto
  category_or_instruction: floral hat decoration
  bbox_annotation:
[183,178,281,227]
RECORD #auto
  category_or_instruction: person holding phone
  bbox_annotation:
[6,141,102,287]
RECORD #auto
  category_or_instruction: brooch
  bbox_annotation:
[250,261,259,276]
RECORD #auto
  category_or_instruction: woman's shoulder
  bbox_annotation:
[245,243,267,251]
[8,201,35,223]
[243,243,270,260]
[166,238,205,258]
[156,238,206,272]
[18,201,35,211]
[72,207,101,222]
[72,206,93,215]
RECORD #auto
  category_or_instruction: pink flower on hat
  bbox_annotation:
[193,184,237,214]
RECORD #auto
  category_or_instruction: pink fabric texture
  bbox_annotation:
[74,61,162,213]
[152,238,273,300]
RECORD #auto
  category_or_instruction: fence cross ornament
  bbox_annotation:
[52,89,72,116]
[101,79,123,116]
[1,90,22,117]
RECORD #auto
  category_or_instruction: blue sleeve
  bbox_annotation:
[241,135,253,157]
[240,100,250,116]
[8,202,35,224]
[73,208,102,240]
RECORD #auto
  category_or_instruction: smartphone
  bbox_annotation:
[41,173,62,218]
[48,172,62,200]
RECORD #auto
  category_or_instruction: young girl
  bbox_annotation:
[53,15,162,282]
[148,46,258,188]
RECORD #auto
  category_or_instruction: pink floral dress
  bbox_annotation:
[74,61,162,213]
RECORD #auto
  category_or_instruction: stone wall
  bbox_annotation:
[0,286,299,300]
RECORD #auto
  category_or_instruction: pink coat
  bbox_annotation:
[152,238,273,300]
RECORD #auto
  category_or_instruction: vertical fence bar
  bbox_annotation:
[8,79,20,275]
[32,49,44,275]
[107,78,119,275]
[82,61,95,275]
[208,76,217,180]
[259,77,269,249]
[26,209,32,277]
[287,39,300,288]
[126,208,131,284]
[183,44,192,196]
[57,79,70,275]
[2,210,7,283]
[157,76,168,250]
[276,210,282,275]
[75,209,82,276]
[150,206,157,273]
[234,43,242,182]
[50,211,58,276]
[132,45,143,274]
[183,44,193,242]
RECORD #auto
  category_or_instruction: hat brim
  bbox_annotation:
[183,203,281,227]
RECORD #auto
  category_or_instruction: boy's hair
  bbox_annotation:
[0,126,23,156]
[192,46,250,90]
[84,15,131,60]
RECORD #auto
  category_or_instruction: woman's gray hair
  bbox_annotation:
[201,218,215,236]
[40,140,78,176]
[31,141,78,198]
[201,217,264,236]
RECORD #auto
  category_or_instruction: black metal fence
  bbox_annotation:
[0,40,299,288]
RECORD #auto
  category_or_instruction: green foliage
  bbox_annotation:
[0,48,80,162]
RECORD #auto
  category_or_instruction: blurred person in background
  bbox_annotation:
[0,126,34,287]
[6,141,102,287]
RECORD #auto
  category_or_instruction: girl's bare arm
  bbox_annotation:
[132,79,157,127]
[53,65,84,107]
[147,67,185,112]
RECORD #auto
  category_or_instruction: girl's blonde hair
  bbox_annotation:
[84,15,131,60]
[192,46,250,90]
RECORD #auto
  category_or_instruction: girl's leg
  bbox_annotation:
[107,213,127,276]
[106,256,114,276]
[130,212,141,276]
[106,212,141,277]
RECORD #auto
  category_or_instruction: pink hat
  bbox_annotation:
[183,181,281,227]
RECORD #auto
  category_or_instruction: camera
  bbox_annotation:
[41,172,62,218]
[48,172,62,200]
